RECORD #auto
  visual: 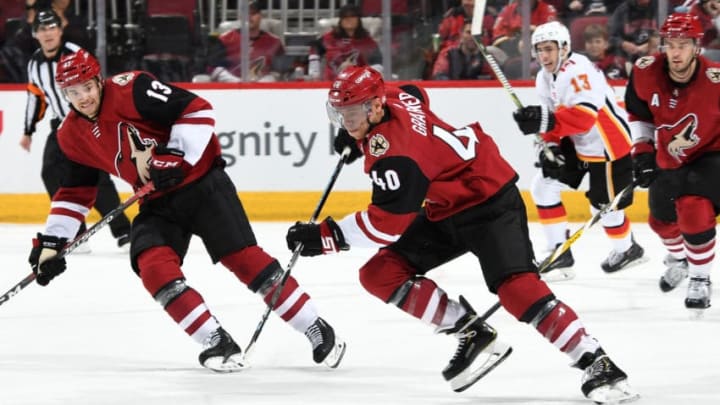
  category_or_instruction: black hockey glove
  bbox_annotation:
[149,145,185,190]
[285,217,349,256]
[28,233,68,286]
[333,128,363,164]
[632,151,658,188]
[539,144,566,180]
[513,105,556,135]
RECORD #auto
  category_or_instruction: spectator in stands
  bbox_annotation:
[205,1,286,82]
[49,0,91,49]
[492,0,558,57]
[562,0,608,21]
[308,3,382,81]
[581,23,628,79]
[491,0,557,78]
[689,0,720,49]
[608,0,663,61]
[438,0,494,49]
[545,1,567,20]
[0,0,28,44]
[603,0,625,13]
[0,0,40,82]
[432,20,492,80]
[422,0,490,80]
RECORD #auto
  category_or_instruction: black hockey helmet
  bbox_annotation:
[33,9,62,33]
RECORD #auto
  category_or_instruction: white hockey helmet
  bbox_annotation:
[531,21,571,55]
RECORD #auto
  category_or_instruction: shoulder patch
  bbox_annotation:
[368,134,389,157]
[634,56,655,69]
[112,72,135,86]
[706,67,720,83]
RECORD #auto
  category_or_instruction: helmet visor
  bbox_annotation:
[326,101,371,131]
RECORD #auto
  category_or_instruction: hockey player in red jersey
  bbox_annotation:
[27,49,346,371]
[626,12,720,314]
[285,65,638,403]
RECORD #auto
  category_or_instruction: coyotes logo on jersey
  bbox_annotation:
[706,67,720,83]
[635,55,655,69]
[658,113,700,163]
[117,122,157,186]
[112,72,135,86]
[368,134,389,157]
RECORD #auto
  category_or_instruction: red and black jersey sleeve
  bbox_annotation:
[369,156,429,215]
[131,72,199,127]
[45,156,101,240]
[624,72,654,123]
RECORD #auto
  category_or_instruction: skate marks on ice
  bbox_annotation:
[0,223,719,404]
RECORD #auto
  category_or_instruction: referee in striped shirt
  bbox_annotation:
[19,9,132,250]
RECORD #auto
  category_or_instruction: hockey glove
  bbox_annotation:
[149,145,185,190]
[539,144,566,179]
[513,105,556,135]
[333,128,363,164]
[631,142,658,188]
[28,233,68,286]
[285,217,349,257]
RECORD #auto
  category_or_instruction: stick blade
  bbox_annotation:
[471,0,487,36]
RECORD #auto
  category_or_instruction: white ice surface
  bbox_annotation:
[0,223,718,405]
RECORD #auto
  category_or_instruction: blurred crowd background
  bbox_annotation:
[0,0,718,84]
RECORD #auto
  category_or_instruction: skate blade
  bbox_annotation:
[687,307,709,320]
[603,257,650,274]
[202,353,247,373]
[322,337,347,369]
[541,267,576,282]
[450,343,513,392]
[587,379,640,404]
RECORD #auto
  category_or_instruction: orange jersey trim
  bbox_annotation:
[596,106,632,160]
[27,83,47,121]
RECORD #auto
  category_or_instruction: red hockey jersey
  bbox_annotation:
[47,71,221,239]
[337,86,518,248]
[626,54,720,169]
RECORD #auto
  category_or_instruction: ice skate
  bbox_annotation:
[685,277,711,318]
[600,238,646,273]
[538,244,576,282]
[304,317,346,368]
[576,349,639,404]
[439,296,512,392]
[659,255,688,292]
[198,327,246,372]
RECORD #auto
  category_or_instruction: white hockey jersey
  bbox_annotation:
[535,52,632,161]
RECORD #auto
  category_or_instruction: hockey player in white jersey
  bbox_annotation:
[512,21,646,280]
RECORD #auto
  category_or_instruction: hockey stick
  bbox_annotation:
[0,181,155,307]
[243,147,351,359]
[476,181,637,322]
[470,0,520,110]
[470,0,556,162]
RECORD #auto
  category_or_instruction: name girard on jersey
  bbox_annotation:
[398,92,427,136]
